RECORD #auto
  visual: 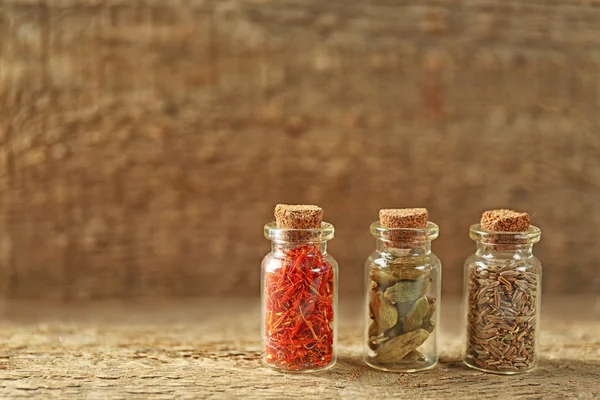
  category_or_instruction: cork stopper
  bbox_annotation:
[481,209,530,232]
[378,208,429,246]
[275,204,323,229]
[379,208,428,229]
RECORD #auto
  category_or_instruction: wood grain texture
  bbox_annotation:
[0,296,598,399]
[0,0,599,299]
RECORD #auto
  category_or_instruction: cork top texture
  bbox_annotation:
[481,209,531,232]
[379,208,428,229]
[275,204,324,229]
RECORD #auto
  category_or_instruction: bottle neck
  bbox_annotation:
[271,241,328,257]
[475,242,534,260]
[375,239,431,256]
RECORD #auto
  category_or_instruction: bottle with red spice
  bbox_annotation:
[261,204,338,372]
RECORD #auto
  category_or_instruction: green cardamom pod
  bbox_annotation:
[396,300,416,317]
[403,350,426,362]
[371,291,398,331]
[420,296,436,333]
[424,296,436,320]
[372,329,430,363]
[403,296,429,332]
[422,319,435,333]
[384,278,431,303]
[370,262,431,287]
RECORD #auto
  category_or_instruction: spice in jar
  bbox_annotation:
[261,204,338,372]
[464,209,542,374]
[364,208,441,372]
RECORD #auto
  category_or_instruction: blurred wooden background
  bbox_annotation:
[0,0,599,300]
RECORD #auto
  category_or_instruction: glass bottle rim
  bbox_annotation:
[264,221,335,243]
[369,221,439,241]
[469,224,541,244]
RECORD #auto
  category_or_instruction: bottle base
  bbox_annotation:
[463,359,536,375]
[262,359,336,374]
[364,356,438,373]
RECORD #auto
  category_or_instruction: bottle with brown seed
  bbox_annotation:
[363,208,441,372]
[463,209,542,374]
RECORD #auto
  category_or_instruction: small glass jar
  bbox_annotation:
[463,224,542,374]
[261,222,338,372]
[363,222,441,372]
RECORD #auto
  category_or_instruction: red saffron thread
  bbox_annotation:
[264,244,334,371]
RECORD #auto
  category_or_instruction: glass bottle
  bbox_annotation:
[363,222,441,372]
[261,221,338,372]
[463,224,542,374]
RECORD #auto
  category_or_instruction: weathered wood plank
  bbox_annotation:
[0,297,597,399]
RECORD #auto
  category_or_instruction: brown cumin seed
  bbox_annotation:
[466,260,537,373]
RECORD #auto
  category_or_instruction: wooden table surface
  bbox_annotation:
[0,296,598,399]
